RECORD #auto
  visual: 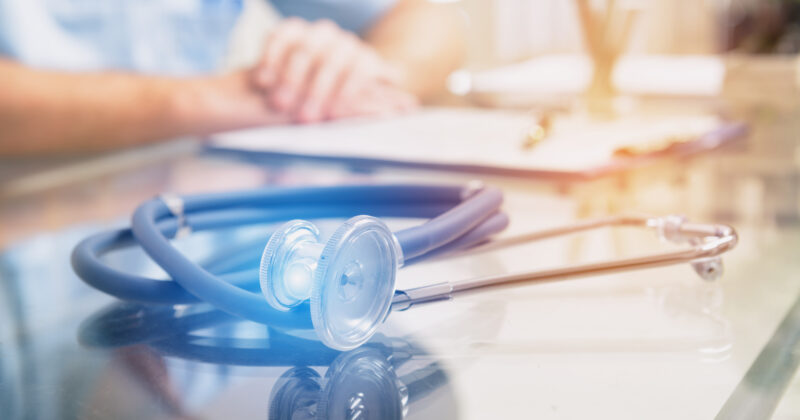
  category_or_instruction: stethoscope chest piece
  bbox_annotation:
[261,215,403,350]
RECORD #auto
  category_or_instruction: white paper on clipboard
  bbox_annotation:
[208,107,740,177]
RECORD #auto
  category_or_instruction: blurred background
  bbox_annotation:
[463,0,800,65]
[454,0,799,108]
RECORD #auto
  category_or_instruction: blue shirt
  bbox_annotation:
[0,0,395,75]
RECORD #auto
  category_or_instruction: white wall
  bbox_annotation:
[460,0,722,67]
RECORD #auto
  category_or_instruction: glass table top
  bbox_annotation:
[1,106,799,419]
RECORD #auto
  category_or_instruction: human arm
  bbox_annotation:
[0,60,285,156]
[365,0,467,100]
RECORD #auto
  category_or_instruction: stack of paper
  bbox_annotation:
[209,108,740,178]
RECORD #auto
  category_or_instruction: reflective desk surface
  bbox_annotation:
[1,105,799,420]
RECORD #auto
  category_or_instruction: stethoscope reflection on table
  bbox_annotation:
[78,302,456,420]
[72,183,738,351]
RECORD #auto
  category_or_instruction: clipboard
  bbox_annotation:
[206,108,747,181]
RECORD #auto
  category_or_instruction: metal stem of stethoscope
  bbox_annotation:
[391,215,738,311]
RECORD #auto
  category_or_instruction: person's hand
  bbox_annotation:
[172,70,290,134]
[251,18,417,124]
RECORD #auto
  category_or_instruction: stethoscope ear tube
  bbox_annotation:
[71,228,201,304]
[403,211,509,265]
[391,215,738,311]
[394,187,504,260]
[71,225,261,304]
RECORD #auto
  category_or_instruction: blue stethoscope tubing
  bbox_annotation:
[72,184,508,330]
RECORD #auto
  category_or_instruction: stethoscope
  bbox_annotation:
[78,302,451,420]
[72,183,738,350]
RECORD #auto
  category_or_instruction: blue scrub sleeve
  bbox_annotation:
[269,0,398,35]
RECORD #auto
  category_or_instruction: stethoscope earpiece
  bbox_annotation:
[261,216,403,350]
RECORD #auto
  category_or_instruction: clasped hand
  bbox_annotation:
[249,18,417,124]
